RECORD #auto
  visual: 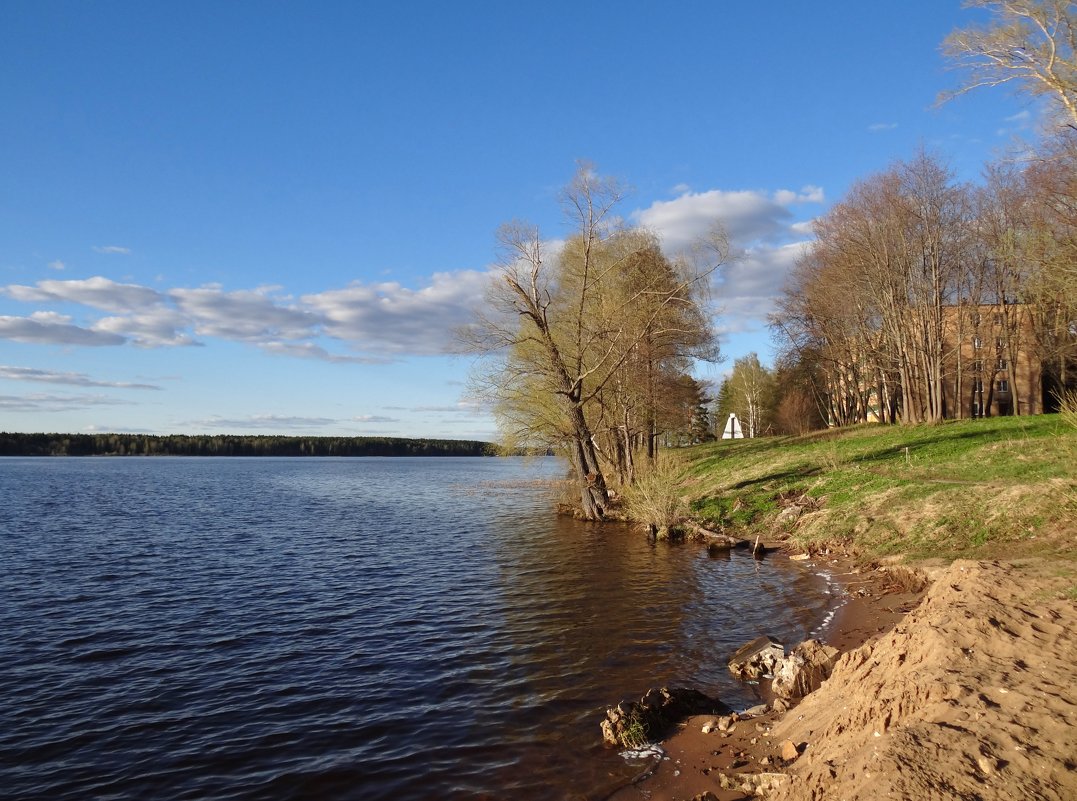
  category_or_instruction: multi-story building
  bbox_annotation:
[942,305,1042,418]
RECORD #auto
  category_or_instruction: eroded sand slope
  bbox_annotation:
[770,560,1076,801]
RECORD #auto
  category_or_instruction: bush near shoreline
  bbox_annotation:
[680,415,1077,566]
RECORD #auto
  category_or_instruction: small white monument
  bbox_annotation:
[722,412,743,440]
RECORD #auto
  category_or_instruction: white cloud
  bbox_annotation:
[670,182,692,195]
[868,122,898,132]
[184,414,340,431]
[82,424,157,434]
[169,286,317,342]
[93,307,197,347]
[353,414,399,423]
[93,245,132,255]
[631,185,818,341]
[0,393,134,412]
[303,269,491,356]
[0,314,126,346]
[384,401,483,414]
[258,341,390,364]
[773,185,824,206]
[0,365,160,389]
[47,260,65,271]
[0,182,821,365]
[1004,110,1031,123]
[0,271,495,359]
[635,188,804,251]
[715,241,810,334]
[3,276,164,312]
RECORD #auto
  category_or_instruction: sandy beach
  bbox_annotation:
[604,555,1077,801]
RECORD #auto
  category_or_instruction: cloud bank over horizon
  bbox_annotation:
[0,184,819,370]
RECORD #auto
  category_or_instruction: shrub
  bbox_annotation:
[621,457,688,539]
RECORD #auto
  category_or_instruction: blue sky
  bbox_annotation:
[0,1,1038,439]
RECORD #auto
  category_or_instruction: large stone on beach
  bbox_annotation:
[601,686,723,747]
[728,635,785,680]
[771,638,839,699]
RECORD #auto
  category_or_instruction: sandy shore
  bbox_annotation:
[605,556,1077,801]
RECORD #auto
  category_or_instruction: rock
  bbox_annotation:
[600,686,723,747]
[728,635,785,680]
[717,714,735,732]
[743,703,769,717]
[772,639,840,699]
[771,697,790,715]
[692,793,720,801]
[781,739,800,761]
[707,541,732,561]
[701,718,718,734]
[776,504,804,525]
[789,553,811,561]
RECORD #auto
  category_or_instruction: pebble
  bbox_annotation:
[781,740,800,762]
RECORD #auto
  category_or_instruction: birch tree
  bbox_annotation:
[942,0,1077,129]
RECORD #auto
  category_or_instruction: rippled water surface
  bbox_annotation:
[0,457,834,800]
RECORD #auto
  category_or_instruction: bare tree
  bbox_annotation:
[463,165,724,519]
[772,154,974,425]
[941,0,1077,129]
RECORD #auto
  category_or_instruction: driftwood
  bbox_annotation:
[686,522,748,549]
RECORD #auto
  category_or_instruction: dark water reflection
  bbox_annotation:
[0,457,834,800]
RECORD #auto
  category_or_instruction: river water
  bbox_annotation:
[0,457,834,800]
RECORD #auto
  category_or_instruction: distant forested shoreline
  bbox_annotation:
[0,432,495,457]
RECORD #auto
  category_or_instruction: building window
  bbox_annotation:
[972,377,983,393]
[973,360,983,373]
[997,379,1009,393]
[997,357,1007,370]
[973,336,982,350]
[993,313,1003,326]
[996,337,1004,349]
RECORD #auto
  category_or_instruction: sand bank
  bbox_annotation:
[608,558,1076,801]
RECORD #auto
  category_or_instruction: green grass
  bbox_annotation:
[679,415,1077,563]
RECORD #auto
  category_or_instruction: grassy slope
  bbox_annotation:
[680,415,1077,563]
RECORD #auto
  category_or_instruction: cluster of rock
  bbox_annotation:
[600,686,724,748]
[726,635,838,699]
[599,637,837,752]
